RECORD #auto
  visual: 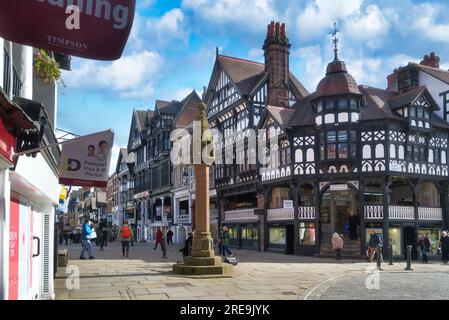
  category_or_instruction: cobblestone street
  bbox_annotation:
[55,242,449,300]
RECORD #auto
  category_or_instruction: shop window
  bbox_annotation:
[241,226,258,240]
[299,223,315,245]
[269,227,286,245]
[388,227,402,255]
[228,227,239,240]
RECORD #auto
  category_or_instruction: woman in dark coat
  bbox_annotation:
[181,232,193,257]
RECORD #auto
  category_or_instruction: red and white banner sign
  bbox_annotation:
[0,0,135,61]
[59,130,114,187]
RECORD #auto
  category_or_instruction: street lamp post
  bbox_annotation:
[173,102,233,275]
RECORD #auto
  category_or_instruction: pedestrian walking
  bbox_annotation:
[154,227,163,250]
[417,233,431,263]
[63,232,69,246]
[119,221,133,258]
[367,229,382,263]
[161,237,167,259]
[166,228,174,245]
[221,226,233,258]
[440,231,449,264]
[79,220,95,260]
[332,233,344,260]
[180,232,193,257]
[217,230,223,255]
[102,228,108,247]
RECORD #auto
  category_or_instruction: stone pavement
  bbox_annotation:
[55,242,449,300]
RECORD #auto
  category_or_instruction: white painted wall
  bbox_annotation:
[14,154,60,204]
[419,70,449,119]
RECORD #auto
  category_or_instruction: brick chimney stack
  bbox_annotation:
[263,21,291,108]
[420,52,440,69]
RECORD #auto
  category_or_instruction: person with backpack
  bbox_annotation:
[79,220,95,260]
[119,221,133,258]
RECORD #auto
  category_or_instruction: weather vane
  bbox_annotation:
[331,22,339,61]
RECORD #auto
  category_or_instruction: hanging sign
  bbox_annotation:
[0,0,136,61]
[59,130,114,187]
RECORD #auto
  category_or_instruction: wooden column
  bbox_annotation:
[358,180,366,255]
[291,181,300,255]
[382,177,390,257]
[441,182,449,230]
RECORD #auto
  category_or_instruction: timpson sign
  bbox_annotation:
[0,0,135,60]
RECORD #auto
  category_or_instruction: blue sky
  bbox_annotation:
[58,0,449,171]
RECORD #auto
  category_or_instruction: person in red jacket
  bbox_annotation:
[154,227,163,250]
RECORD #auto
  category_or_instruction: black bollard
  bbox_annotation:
[389,245,394,265]
[405,245,413,270]
[376,246,382,270]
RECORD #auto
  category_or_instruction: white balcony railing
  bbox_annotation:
[364,206,384,219]
[418,207,443,221]
[298,207,315,220]
[224,208,258,222]
[267,208,294,221]
[177,214,190,223]
[389,206,415,220]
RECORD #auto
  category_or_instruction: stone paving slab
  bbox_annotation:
[55,242,449,300]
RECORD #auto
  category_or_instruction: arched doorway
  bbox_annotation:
[320,183,358,238]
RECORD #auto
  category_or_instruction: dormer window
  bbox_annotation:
[317,101,323,113]
[350,99,358,110]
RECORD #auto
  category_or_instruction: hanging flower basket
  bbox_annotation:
[34,49,63,84]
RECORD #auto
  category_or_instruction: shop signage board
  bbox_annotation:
[283,200,293,209]
[0,117,15,165]
[0,0,136,60]
[59,130,114,187]
[330,184,349,191]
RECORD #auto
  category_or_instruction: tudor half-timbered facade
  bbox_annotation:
[206,21,308,250]
[258,48,449,259]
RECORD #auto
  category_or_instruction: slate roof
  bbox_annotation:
[266,105,296,130]
[289,97,316,127]
[413,63,449,85]
[389,86,427,110]
[217,55,309,98]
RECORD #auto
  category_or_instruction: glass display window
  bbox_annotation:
[299,223,316,245]
[389,227,402,255]
[269,227,286,245]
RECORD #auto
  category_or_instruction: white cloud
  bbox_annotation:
[344,5,390,48]
[410,3,449,44]
[146,8,188,45]
[65,51,164,100]
[292,45,326,91]
[295,0,363,40]
[247,48,264,62]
